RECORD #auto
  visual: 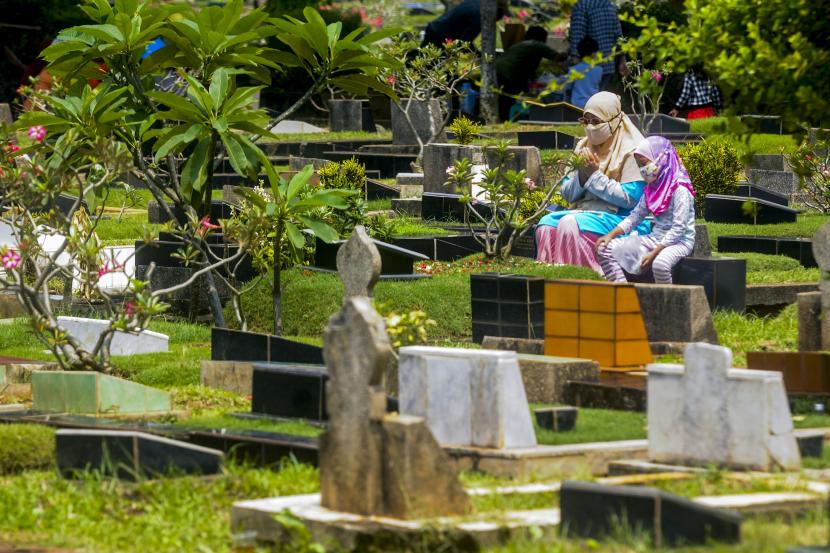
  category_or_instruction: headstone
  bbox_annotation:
[744,168,799,195]
[515,353,600,403]
[735,183,789,206]
[390,98,445,145]
[814,222,830,350]
[526,101,582,123]
[517,130,577,151]
[534,406,577,432]
[314,235,428,279]
[56,429,223,481]
[633,284,719,344]
[704,194,797,224]
[673,256,747,312]
[423,143,484,194]
[398,346,537,449]
[648,342,801,471]
[289,156,330,171]
[798,292,822,351]
[32,371,171,414]
[0,103,12,125]
[211,328,324,365]
[471,273,545,343]
[56,316,168,356]
[318,227,470,518]
[271,120,325,134]
[629,113,691,135]
[797,431,824,459]
[718,236,816,268]
[544,280,653,370]
[328,99,375,132]
[693,224,712,257]
[560,480,741,547]
[746,351,830,393]
[251,363,328,421]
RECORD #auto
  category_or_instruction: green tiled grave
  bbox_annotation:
[32,371,171,415]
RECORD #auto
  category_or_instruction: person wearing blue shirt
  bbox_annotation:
[567,37,603,109]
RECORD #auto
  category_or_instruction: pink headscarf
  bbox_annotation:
[634,136,695,216]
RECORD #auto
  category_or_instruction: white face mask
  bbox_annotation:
[585,122,613,145]
[639,161,660,184]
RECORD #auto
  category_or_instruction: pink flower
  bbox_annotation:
[823,169,830,178]
[386,75,397,86]
[446,166,456,175]
[318,4,331,9]
[650,70,663,83]
[502,15,510,22]
[198,216,220,236]
[524,177,537,190]
[28,126,47,143]
[1,248,20,270]
[368,16,383,27]
[97,260,122,278]
[444,38,455,46]
[124,301,136,317]
[517,9,529,19]
[7,144,19,153]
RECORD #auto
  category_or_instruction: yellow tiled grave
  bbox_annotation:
[544,280,652,371]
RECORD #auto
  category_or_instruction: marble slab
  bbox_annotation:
[57,316,168,356]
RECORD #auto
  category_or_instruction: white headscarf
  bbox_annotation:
[576,92,644,183]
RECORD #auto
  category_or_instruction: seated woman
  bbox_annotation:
[535,92,649,274]
[595,136,696,284]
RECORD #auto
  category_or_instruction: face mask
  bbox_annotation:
[640,161,660,184]
[585,122,612,145]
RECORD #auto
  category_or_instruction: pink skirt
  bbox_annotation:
[535,215,603,275]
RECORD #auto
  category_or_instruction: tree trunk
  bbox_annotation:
[202,134,227,328]
[479,0,499,124]
[272,225,283,336]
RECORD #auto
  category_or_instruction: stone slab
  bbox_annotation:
[516,353,599,404]
[799,291,822,351]
[423,143,484,194]
[634,283,719,344]
[747,283,819,308]
[535,407,578,432]
[391,98,445,145]
[32,371,171,415]
[390,198,421,217]
[56,429,223,480]
[399,346,536,449]
[200,360,254,396]
[744,169,799,195]
[481,336,545,355]
[398,184,423,199]
[395,172,424,186]
[56,316,168,356]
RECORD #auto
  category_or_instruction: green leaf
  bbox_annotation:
[181,138,211,201]
[297,215,339,242]
[286,164,314,201]
[284,221,306,250]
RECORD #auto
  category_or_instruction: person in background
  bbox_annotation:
[495,26,561,121]
[535,91,649,273]
[565,37,602,108]
[568,0,627,90]
[421,0,509,48]
[595,136,696,284]
[669,65,722,119]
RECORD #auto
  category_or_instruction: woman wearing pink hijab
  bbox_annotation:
[594,136,696,284]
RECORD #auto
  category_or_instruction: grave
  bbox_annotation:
[365,178,400,200]
[56,316,168,356]
[718,236,816,268]
[648,342,801,471]
[814,222,830,350]
[534,407,577,432]
[420,191,467,221]
[395,172,424,199]
[423,143,543,195]
[798,291,822,351]
[0,102,12,124]
[560,480,741,547]
[742,115,784,134]
[398,346,537,449]
[514,354,600,404]
[526,101,582,123]
[746,352,830,394]
[628,113,691,135]
[544,280,653,370]
[210,327,324,364]
[633,284,719,345]
[328,99,375,132]
[391,234,484,261]
[735,183,790,206]
[673,256,747,312]
[319,150,417,179]
[744,168,799,196]
[251,363,327,422]
[311,236,429,280]
[390,98,446,145]
[135,239,256,281]
[56,429,224,480]
[704,194,798,224]
[516,130,577,151]
[470,273,544,343]
[32,371,171,415]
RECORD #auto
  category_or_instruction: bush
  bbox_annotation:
[0,424,55,474]
[319,157,368,236]
[678,139,742,216]
[449,115,481,146]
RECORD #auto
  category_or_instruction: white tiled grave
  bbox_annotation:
[648,342,800,471]
[57,316,168,356]
[399,346,537,449]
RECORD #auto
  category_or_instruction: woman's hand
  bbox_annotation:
[640,245,665,269]
[594,234,613,253]
[581,148,600,172]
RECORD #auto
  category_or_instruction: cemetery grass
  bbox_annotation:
[728,252,820,283]
[705,213,829,244]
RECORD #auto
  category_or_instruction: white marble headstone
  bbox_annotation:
[57,316,168,356]
[648,342,800,471]
[398,346,537,449]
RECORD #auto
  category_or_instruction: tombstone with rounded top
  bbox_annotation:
[813,222,830,350]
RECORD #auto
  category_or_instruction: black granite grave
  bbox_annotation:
[211,327,325,364]
[55,194,89,217]
[135,239,256,281]
[421,192,498,223]
[252,363,328,422]
[742,115,784,135]
[56,429,224,481]
[365,178,401,200]
[628,114,691,135]
[673,256,747,312]
[534,407,578,431]
[320,151,417,179]
[391,234,484,261]
[717,235,817,268]
[796,432,824,459]
[527,101,583,123]
[516,131,577,150]
[470,273,545,343]
[704,194,798,224]
[560,480,741,547]
[311,236,430,280]
[735,183,789,207]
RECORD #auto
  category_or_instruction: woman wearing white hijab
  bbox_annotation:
[535,91,651,273]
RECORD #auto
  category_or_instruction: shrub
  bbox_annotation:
[0,424,55,474]
[678,139,742,216]
[319,157,368,236]
[449,115,481,146]
[787,134,830,213]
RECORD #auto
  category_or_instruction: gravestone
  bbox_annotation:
[735,183,789,206]
[746,351,830,394]
[313,236,428,279]
[56,429,223,481]
[328,99,375,132]
[398,346,537,449]
[318,226,470,518]
[560,480,741,547]
[390,99,445,145]
[814,222,830,350]
[471,273,545,343]
[798,291,822,351]
[423,143,484,194]
[0,103,12,124]
[57,316,168,356]
[534,406,577,432]
[703,194,797,224]
[633,284,719,345]
[526,101,582,123]
[251,363,328,421]
[648,342,801,471]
